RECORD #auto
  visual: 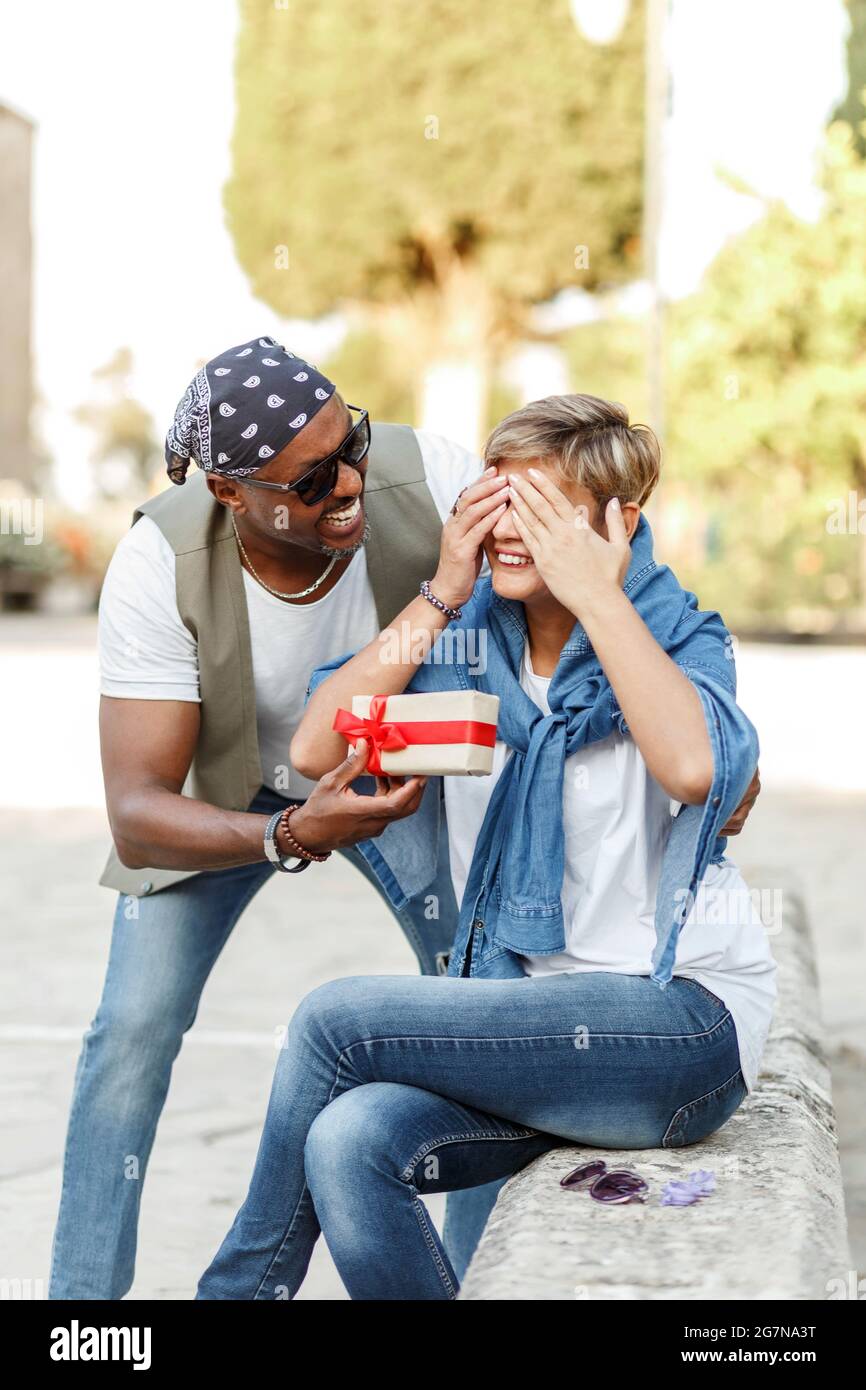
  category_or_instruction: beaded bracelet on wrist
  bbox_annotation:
[420,579,462,622]
[280,804,331,863]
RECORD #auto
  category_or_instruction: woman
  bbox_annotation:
[198,394,776,1300]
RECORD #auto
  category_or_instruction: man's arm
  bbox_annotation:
[101,696,263,870]
[100,696,429,870]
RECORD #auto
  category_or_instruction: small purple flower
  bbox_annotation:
[660,1169,716,1206]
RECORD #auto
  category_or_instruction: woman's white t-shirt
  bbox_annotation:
[444,644,777,1093]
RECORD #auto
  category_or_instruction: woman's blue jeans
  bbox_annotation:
[197,970,746,1301]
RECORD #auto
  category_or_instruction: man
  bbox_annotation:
[49,335,760,1298]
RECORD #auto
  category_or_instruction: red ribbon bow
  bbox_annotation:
[332,695,409,774]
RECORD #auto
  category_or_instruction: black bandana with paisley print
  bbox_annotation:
[165,335,337,484]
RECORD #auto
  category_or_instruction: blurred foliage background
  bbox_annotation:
[9,1,864,638]
[219,0,866,635]
[564,123,866,632]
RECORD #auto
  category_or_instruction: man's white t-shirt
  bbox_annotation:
[444,644,777,1093]
[98,430,484,798]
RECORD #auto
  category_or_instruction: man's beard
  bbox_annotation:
[318,518,371,560]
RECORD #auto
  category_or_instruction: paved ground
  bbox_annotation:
[1,615,864,1299]
[0,809,443,1300]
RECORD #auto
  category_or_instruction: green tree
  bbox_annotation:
[227,0,645,439]
[663,122,866,630]
[560,118,866,632]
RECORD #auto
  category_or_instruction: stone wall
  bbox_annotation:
[460,887,851,1300]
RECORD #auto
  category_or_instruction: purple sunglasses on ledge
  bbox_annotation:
[560,1159,649,1205]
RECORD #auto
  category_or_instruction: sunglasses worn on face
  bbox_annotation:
[235,405,371,506]
[560,1159,648,1205]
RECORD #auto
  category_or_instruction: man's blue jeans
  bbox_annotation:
[197,969,745,1300]
[49,786,496,1299]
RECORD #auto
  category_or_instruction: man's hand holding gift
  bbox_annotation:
[282,739,428,853]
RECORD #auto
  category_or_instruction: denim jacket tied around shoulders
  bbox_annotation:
[307,584,758,989]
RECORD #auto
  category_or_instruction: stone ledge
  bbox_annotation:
[459,885,852,1300]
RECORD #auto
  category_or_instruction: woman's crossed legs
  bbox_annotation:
[197,970,743,1301]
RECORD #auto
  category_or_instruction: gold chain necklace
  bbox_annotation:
[231,515,338,601]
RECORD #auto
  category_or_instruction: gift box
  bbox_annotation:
[333,691,500,776]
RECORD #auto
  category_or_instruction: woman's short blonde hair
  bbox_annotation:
[483,394,660,509]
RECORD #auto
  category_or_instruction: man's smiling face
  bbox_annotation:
[207,393,368,556]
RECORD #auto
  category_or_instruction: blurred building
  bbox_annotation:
[0,102,35,486]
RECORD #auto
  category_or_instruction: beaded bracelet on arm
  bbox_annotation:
[279,804,332,863]
[419,579,462,622]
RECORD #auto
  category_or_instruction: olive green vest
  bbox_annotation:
[99,422,443,898]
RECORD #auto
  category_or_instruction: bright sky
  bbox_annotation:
[662,0,849,293]
[0,0,851,502]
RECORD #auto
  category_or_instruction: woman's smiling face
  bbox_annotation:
[482,458,604,603]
